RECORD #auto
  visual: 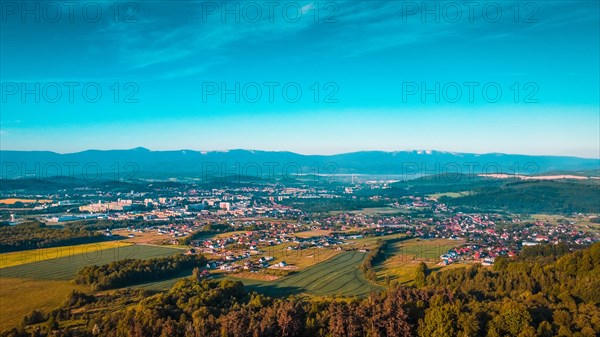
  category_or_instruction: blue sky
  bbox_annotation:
[1,0,599,157]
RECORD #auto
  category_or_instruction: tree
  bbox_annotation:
[414,262,428,287]
[494,257,509,271]
[487,303,532,337]
[418,305,458,337]
[46,315,59,331]
[536,321,553,337]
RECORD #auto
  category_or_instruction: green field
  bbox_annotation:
[232,251,382,297]
[0,244,184,330]
[0,278,86,331]
[388,238,463,260]
[428,191,471,199]
[136,251,381,297]
[129,269,194,290]
[374,238,465,286]
[348,207,405,215]
[0,241,134,269]
[529,214,600,234]
[0,244,182,280]
[354,233,407,250]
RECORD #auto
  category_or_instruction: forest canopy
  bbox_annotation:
[5,242,599,337]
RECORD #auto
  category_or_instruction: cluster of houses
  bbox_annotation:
[188,250,287,273]
[192,227,349,258]
[432,213,598,265]
[441,245,505,266]
[8,178,600,272]
[215,256,287,273]
[123,223,202,238]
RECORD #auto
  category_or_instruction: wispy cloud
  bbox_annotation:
[98,1,320,78]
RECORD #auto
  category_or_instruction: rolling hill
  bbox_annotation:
[1,148,598,180]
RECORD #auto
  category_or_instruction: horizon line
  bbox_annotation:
[1,147,599,160]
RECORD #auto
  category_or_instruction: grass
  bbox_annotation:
[214,230,251,238]
[328,207,407,216]
[0,244,184,331]
[348,207,404,215]
[111,229,176,245]
[0,198,53,205]
[529,213,600,234]
[428,191,471,199]
[129,270,195,290]
[375,259,466,286]
[257,244,341,269]
[0,245,182,280]
[226,271,281,281]
[128,244,342,290]
[373,238,465,286]
[0,278,86,331]
[133,246,343,291]
[0,241,134,269]
[137,251,381,298]
[353,233,407,250]
[294,229,332,238]
[0,242,181,330]
[388,238,463,260]
[230,251,382,297]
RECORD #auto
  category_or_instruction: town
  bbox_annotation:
[2,177,597,280]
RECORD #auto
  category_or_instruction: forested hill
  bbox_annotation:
[0,222,105,253]
[440,179,600,214]
[2,148,599,178]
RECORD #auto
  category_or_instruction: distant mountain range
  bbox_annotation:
[1,148,599,180]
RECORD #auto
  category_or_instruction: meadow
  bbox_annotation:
[0,198,53,205]
[294,229,332,238]
[0,244,183,330]
[327,207,408,216]
[231,251,382,297]
[373,238,465,285]
[257,243,341,269]
[135,251,381,297]
[0,244,182,280]
[428,191,471,199]
[529,213,600,234]
[348,207,405,215]
[388,238,462,260]
[130,270,193,290]
[354,233,407,250]
[0,241,133,269]
[133,248,344,290]
[0,278,87,331]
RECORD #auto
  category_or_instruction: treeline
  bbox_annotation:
[4,243,600,337]
[360,239,388,281]
[72,254,207,290]
[360,237,410,282]
[426,242,600,305]
[0,221,105,253]
[420,243,600,336]
[517,242,573,263]
[383,174,504,197]
[179,223,233,245]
